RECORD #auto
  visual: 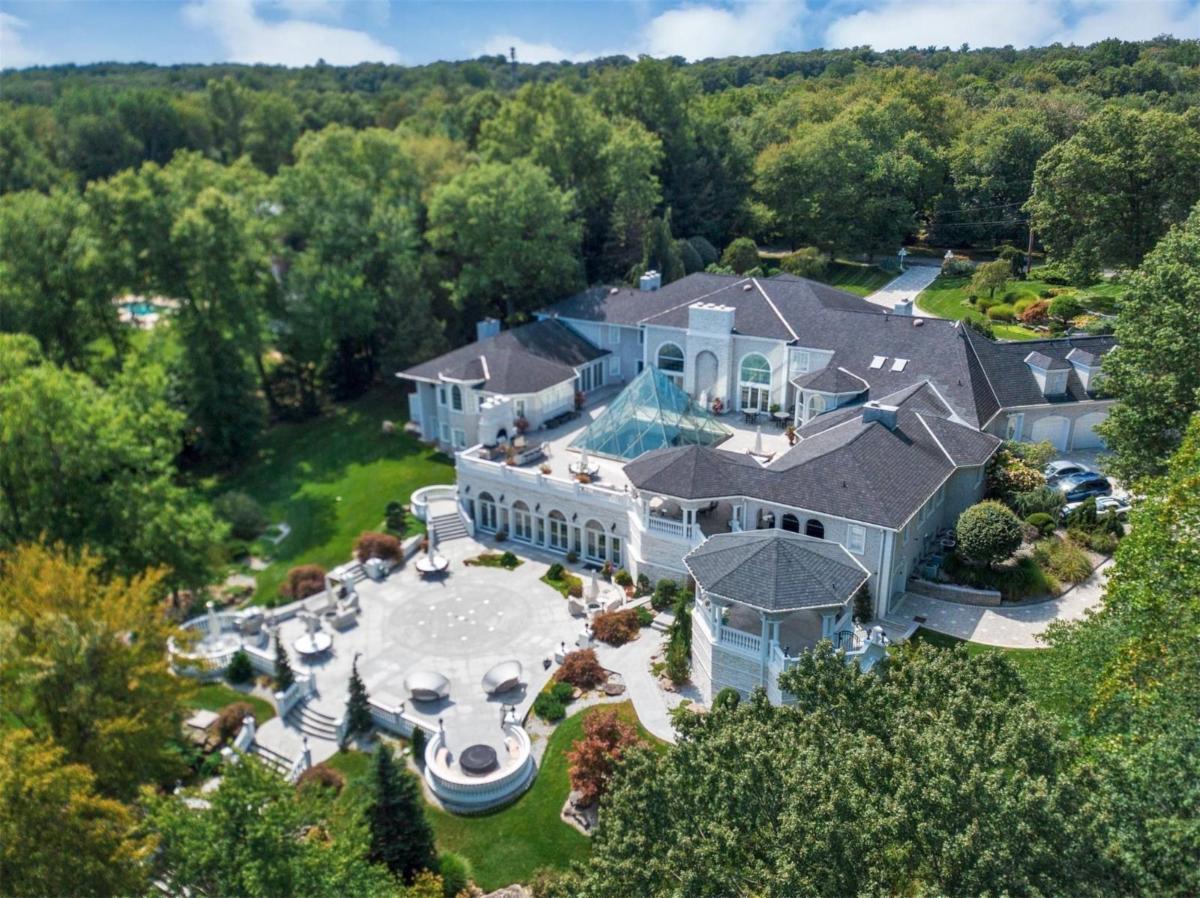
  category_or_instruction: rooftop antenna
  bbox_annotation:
[510,46,517,84]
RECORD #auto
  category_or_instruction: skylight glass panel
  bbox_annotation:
[891,358,908,372]
[869,355,887,369]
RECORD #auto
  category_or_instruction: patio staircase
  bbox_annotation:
[285,699,339,742]
[651,609,676,633]
[429,511,469,543]
[250,741,293,776]
[342,561,367,584]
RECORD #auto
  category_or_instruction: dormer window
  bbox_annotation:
[1066,347,1102,392]
[1024,350,1070,397]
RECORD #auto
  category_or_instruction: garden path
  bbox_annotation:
[864,263,941,315]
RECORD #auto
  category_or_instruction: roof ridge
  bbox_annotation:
[914,412,955,465]
[637,278,751,325]
[752,278,799,342]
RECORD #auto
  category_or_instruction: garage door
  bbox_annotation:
[1072,412,1107,450]
[1030,415,1070,450]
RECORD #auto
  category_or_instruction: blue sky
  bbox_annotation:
[3,1,1199,70]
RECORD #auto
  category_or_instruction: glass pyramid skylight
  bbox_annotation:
[569,367,732,461]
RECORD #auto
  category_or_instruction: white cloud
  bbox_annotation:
[0,11,44,70]
[475,34,609,64]
[640,1,808,60]
[183,0,400,66]
[823,0,1200,51]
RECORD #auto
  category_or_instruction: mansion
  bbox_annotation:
[400,271,1115,703]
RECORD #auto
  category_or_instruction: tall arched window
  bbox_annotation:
[584,520,607,562]
[781,513,800,533]
[478,492,497,531]
[511,501,532,542]
[805,393,826,421]
[451,385,463,411]
[547,510,569,552]
[656,343,684,388]
[739,353,772,413]
[805,518,825,539]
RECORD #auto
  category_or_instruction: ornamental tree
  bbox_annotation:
[956,500,1023,567]
[366,744,437,884]
[566,708,644,807]
[970,259,1010,299]
[344,656,372,743]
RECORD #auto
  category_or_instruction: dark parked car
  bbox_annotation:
[1057,472,1112,502]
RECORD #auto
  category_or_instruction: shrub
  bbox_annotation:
[555,649,606,690]
[533,692,566,722]
[721,236,760,274]
[976,296,997,313]
[1034,263,1072,285]
[565,550,578,564]
[1025,512,1057,537]
[567,580,583,599]
[635,573,651,597]
[713,687,741,711]
[549,681,575,703]
[665,637,689,685]
[566,709,643,806]
[593,609,641,646]
[500,550,519,568]
[355,530,402,563]
[1064,497,1098,530]
[213,491,267,541]
[943,553,1057,601]
[1033,536,1091,584]
[676,238,704,274]
[986,303,1016,321]
[547,562,565,580]
[1009,486,1064,518]
[987,449,1045,497]
[385,501,406,533]
[279,564,327,600]
[651,578,679,611]
[1005,439,1057,470]
[779,246,827,279]
[941,256,976,276]
[635,606,654,627]
[1069,527,1120,555]
[956,501,1023,567]
[225,649,253,685]
[296,763,345,795]
[614,568,632,588]
[493,529,508,543]
[1013,297,1035,315]
[852,581,873,621]
[410,726,427,762]
[438,852,472,898]
[217,702,256,742]
[688,235,719,266]
[1018,299,1050,323]
[1049,294,1086,327]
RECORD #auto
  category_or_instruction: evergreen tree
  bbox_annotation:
[345,655,372,743]
[275,642,295,692]
[639,210,685,284]
[367,745,437,884]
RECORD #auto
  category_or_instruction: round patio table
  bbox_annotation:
[460,744,499,776]
[294,631,332,658]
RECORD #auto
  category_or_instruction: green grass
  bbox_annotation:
[817,260,896,296]
[907,628,1054,683]
[425,701,660,891]
[324,748,375,782]
[540,571,583,597]
[208,387,454,604]
[916,274,1124,341]
[186,682,276,724]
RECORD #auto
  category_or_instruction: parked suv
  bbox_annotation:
[1044,460,1093,484]
[1057,472,1112,502]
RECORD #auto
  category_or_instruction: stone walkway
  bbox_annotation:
[890,559,1112,648]
[864,263,941,315]
[594,630,689,744]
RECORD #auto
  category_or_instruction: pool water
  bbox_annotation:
[123,302,158,316]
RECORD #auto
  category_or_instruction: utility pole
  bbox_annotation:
[510,46,517,85]
[1026,223,1035,276]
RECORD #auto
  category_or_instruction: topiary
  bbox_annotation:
[651,578,678,611]
[533,692,566,722]
[355,531,402,563]
[613,568,632,588]
[280,564,327,600]
[1025,512,1057,537]
[720,236,760,274]
[225,649,253,685]
[438,852,473,898]
[410,725,427,763]
[665,636,689,685]
[956,500,1023,567]
[213,491,267,541]
[549,681,575,703]
[385,501,407,533]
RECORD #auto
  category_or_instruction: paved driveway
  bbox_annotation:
[864,264,941,316]
[890,559,1112,648]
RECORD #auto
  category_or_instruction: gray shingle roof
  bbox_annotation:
[1024,350,1071,371]
[1066,347,1101,366]
[399,319,607,395]
[792,366,870,395]
[627,382,1000,528]
[964,329,1115,409]
[684,530,869,612]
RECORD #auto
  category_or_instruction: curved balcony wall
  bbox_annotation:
[423,724,535,815]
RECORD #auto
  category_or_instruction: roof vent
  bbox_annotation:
[862,400,899,430]
[609,287,619,295]
[913,318,924,327]
[742,283,753,291]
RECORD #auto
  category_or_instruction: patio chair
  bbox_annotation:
[567,596,587,617]
[330,605,359,630]
[305,591,335,616]
[482,660,523,695]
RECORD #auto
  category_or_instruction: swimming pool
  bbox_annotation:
[123,301,158,316]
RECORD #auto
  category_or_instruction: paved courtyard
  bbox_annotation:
[864,263,940,315]
[255,537,585,764]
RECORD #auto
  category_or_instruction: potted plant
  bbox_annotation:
[711,396,724,414]
[577,472,592,484]
[566,550,579,564]
[784,423,797,446]
[514,416,530,434]
[504,445,517,466]
[574,390,585,411]
[494,529,508,543]
[539,462,552,475]
[601,560,614,581]
[769,402,781,415]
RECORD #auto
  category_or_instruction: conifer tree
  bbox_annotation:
[366,744,437,883]
[345,654,372,742]
[275,642,295,692]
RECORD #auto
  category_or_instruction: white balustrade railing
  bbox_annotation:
[274,674,315,718]
[410,484,458,521]
[718,627,763,657]
[457,451,627,508]
[646,515,691,539]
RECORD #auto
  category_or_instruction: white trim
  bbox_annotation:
[915,413,955,464]
[980,397,1115,431]
[835,367,870,390]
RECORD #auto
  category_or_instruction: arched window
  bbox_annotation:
[584,519,607,562]
[451,385,463,411]
[547,510,570,552]
[805,518,825,539]
[756,509,775,530]
[805,393,826,421]
[656,343,685,388]
[511,501,532,542]
[781,513,800,533]
[739,353,772,413]
[478,492,497,531]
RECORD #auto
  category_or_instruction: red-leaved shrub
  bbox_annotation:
[555,649,607,690]
[354,531,402,563]
[567,708,643,806]
[592,609,640,646]
[279,564,327,600]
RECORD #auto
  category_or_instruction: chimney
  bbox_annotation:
[892,298,913,316]
[476,317,501,342]
[639,270,662,292]
[862,401,899,430]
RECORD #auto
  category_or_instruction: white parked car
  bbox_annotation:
[1044,459,1094,484]
[1060,495,1131,520]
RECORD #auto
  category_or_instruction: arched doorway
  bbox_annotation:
[695,350,719,400]
[511,501,532,542]
[584,520,607,563]
[547,510,570,552]
[478,492,498,532]
[739,353,771,413]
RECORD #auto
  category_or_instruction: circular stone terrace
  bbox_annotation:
[253,535,584,810]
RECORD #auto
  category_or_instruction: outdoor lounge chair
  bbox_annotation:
[482,660,523,695]
[405,670,450,703]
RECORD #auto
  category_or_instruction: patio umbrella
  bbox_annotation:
[753,424,763,455]
[579,447,590,470]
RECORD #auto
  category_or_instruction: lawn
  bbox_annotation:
[906,628,1057,695]
[817,260,896,296]
[208,387,454,604]
[540,569,583,597]
[425,700,660,891]
[186,682,276,724]
[916,274,1123,341]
